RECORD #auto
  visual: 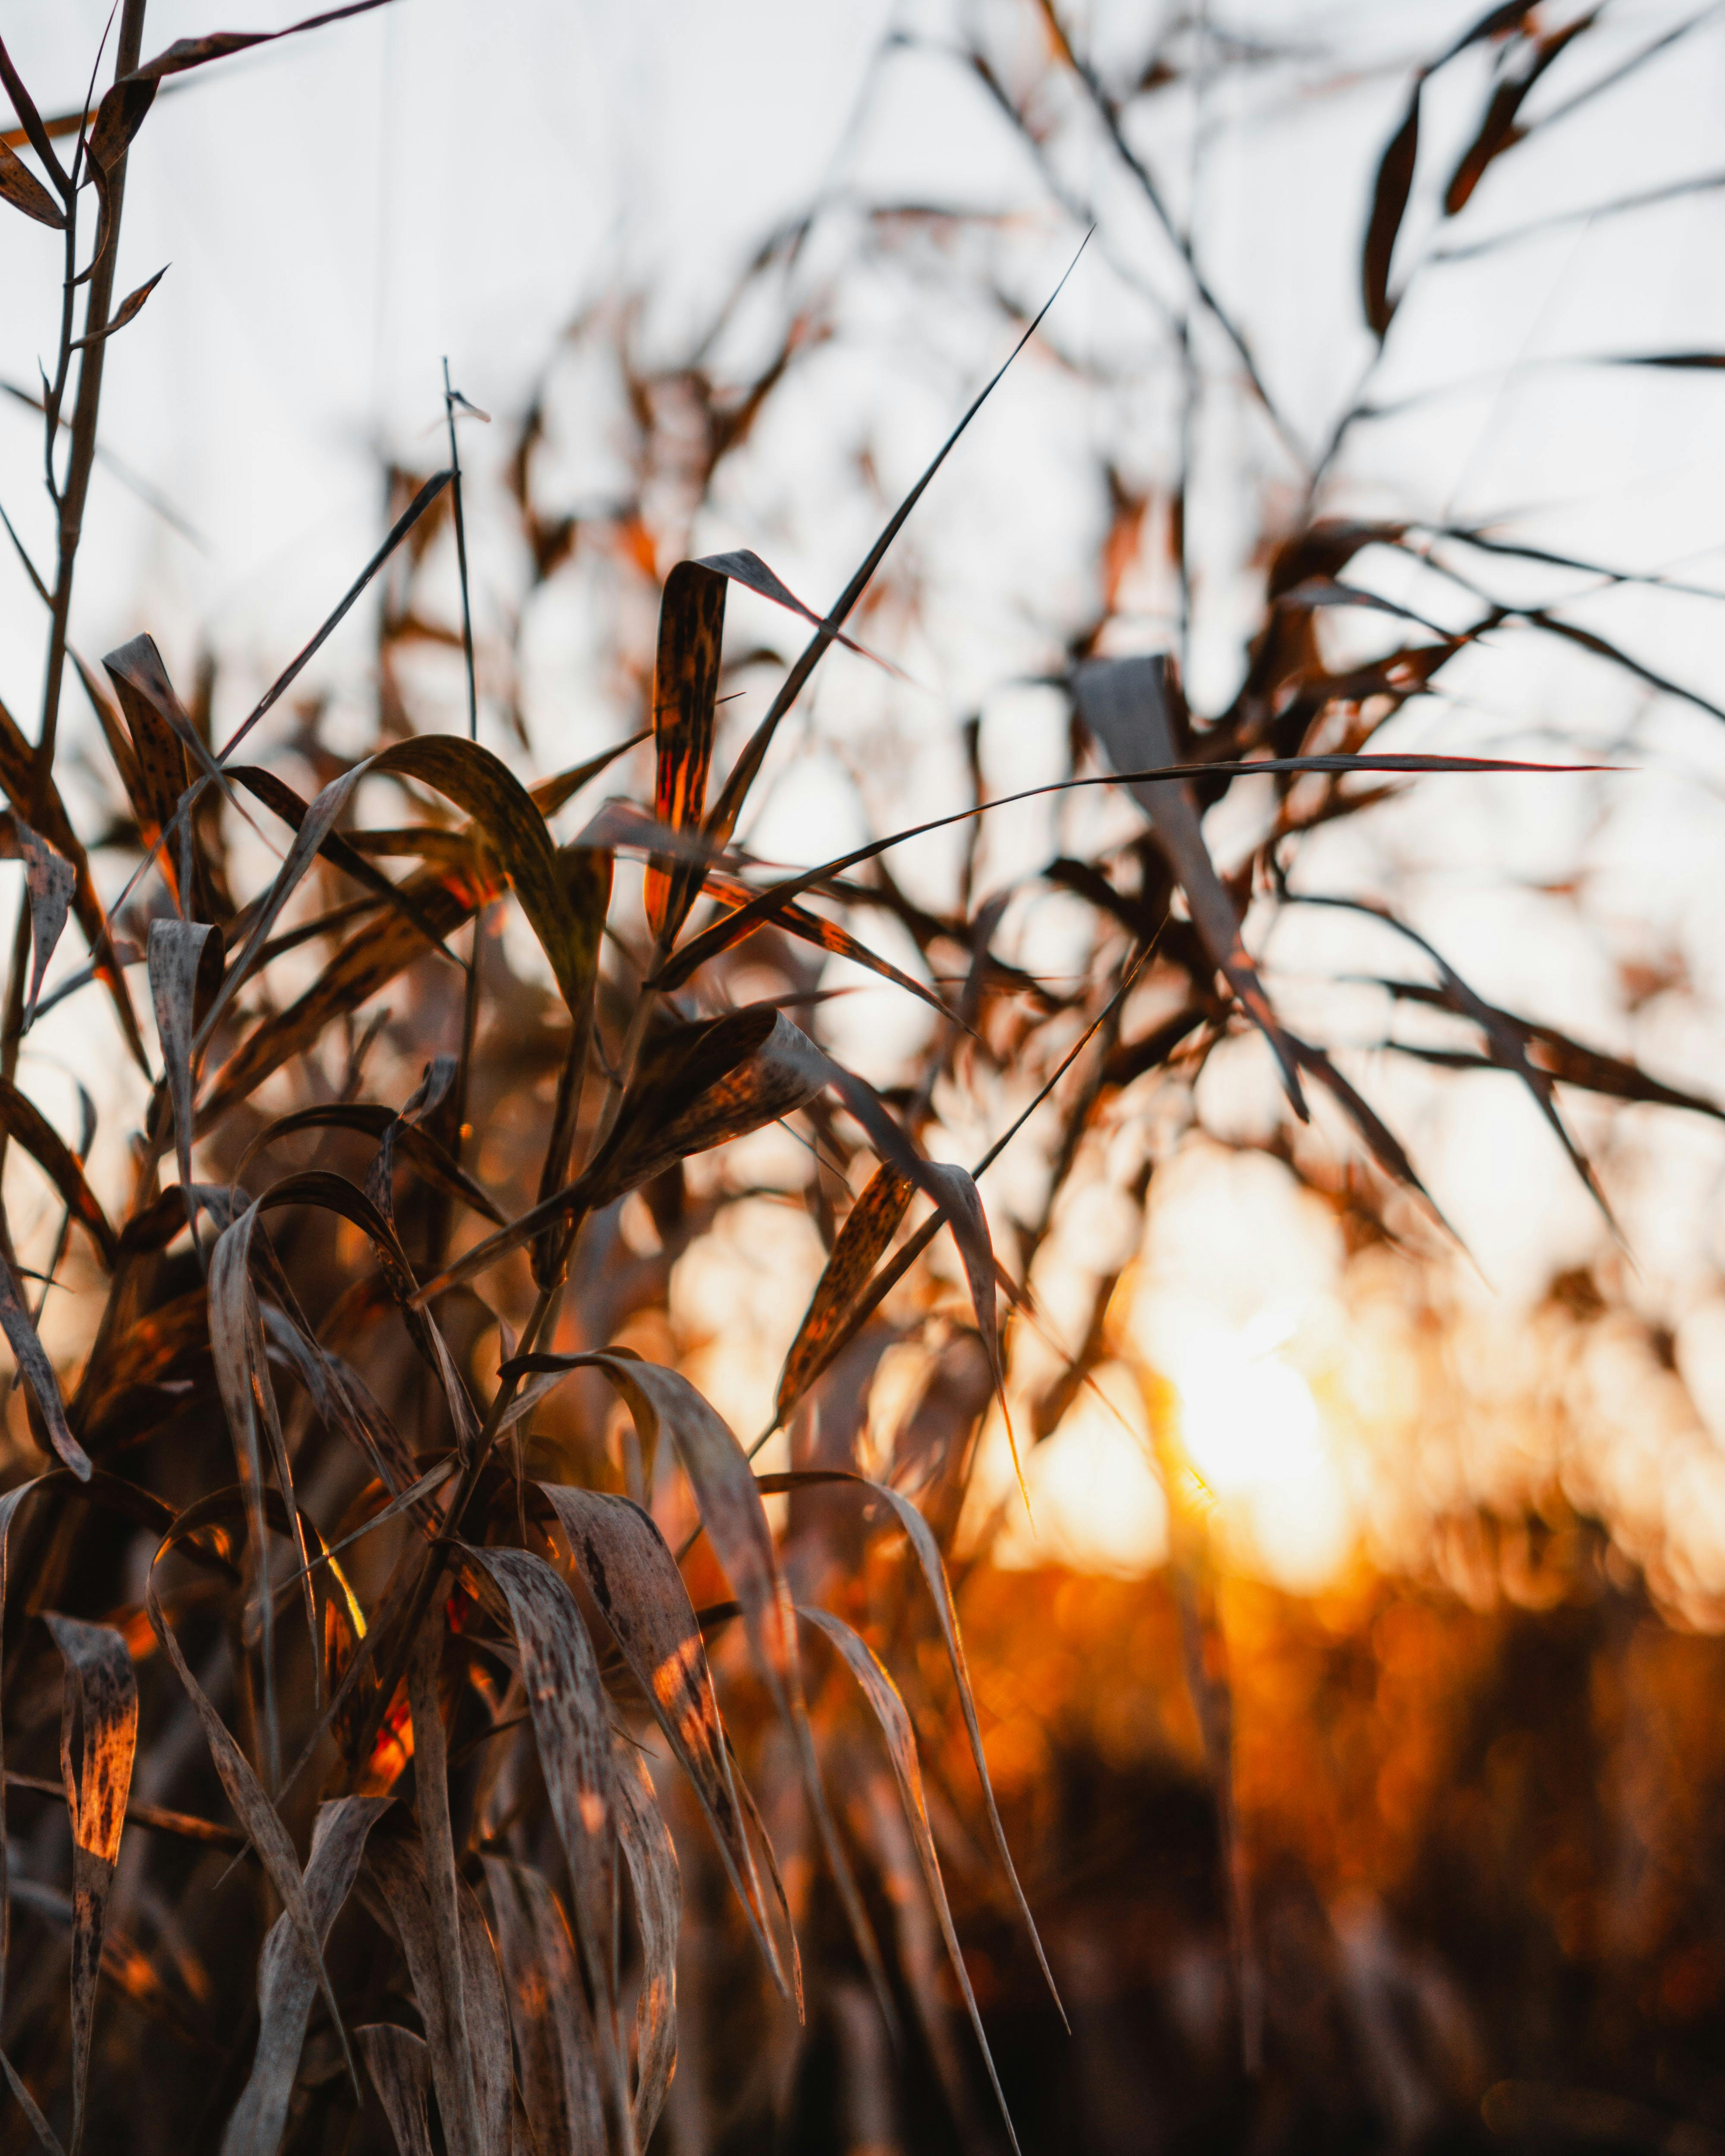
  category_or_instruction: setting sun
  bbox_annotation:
[1164,1319,1356,1592]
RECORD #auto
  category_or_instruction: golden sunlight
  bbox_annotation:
[1164,1320,1356,1595]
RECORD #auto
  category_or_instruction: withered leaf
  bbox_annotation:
[0,1225,89,1479]
[0,1077,115,1266]
[644,560,727,941]
[146,1510,356,2101]
[148,919,223,1242]
[1075,654,1306,1115]
[0,138,63,229]
[42,1615,137,2156]
[538,1483,784,1991]
[11,820,75,1031]
[357,2025,436,2156]
[800,1605,1021,2156]
[1362,87,1419,336]
[0,692,148,1070]
[366,1828,513,2156]
[466,1548,633,2150]
[89,1,398,175]
[777,1163,913,1423]
[480,1858,605,2156]
[758,1468,1062,2023]
[70,264,166,350]
[612,1737,679,2142]
[219,1797,390,2156]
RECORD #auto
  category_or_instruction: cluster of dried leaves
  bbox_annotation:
[0,2,1721,2152]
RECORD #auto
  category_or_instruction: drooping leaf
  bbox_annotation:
[201,736,600,1050]
[11,821,74,1031]
[1074,653,1306,1116]
[219,1797,390,2156]
[0,692,148,1071]
[696,547,901,673]
[756,1468,1063,2024]
[480,1858,605,2156]
[148,919,223,1243]
[88,0,398,175]
[799,1605,1021,2156]
[41,1616,137,2156]
[500,1352,892,2042]
[145,1504,357,2102]
[467,1548,634,2152]
[612,1737,679,2143]
[0,1078,115,1266]
[357,2024,436,2156]
[364,1834,514,2156]
[1297,893,1616,1230]
[1283,1032,1450,1231]
[0,36,69,194]
[240,1103,504,1226]
[537,1483,784,1991]
[0,1221,89,1479]
[405,1617,481,2156]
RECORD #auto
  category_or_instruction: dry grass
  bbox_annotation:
[0,4,1721,2152]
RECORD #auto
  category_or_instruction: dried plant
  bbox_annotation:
[0,4,1722,2153]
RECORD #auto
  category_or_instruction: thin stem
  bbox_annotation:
[1,0,148,1128]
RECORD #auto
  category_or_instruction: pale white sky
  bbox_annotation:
[4,0,1725,1371]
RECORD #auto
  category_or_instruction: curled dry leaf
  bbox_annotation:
[612,1737,680,2143]
[70,264,166,350]
[41,1616,137,2156]
[219,1796,390,2156]
[0,693,148,1070]
[467,1547,635,2153]
[481,1857,605,2156]
[537,1482,784,1991]
[365,1833,512,2156]
[501,1351,891,2040]
[357,2024,436,2156]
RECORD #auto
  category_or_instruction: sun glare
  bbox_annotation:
[1167,1321,1355,1592]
